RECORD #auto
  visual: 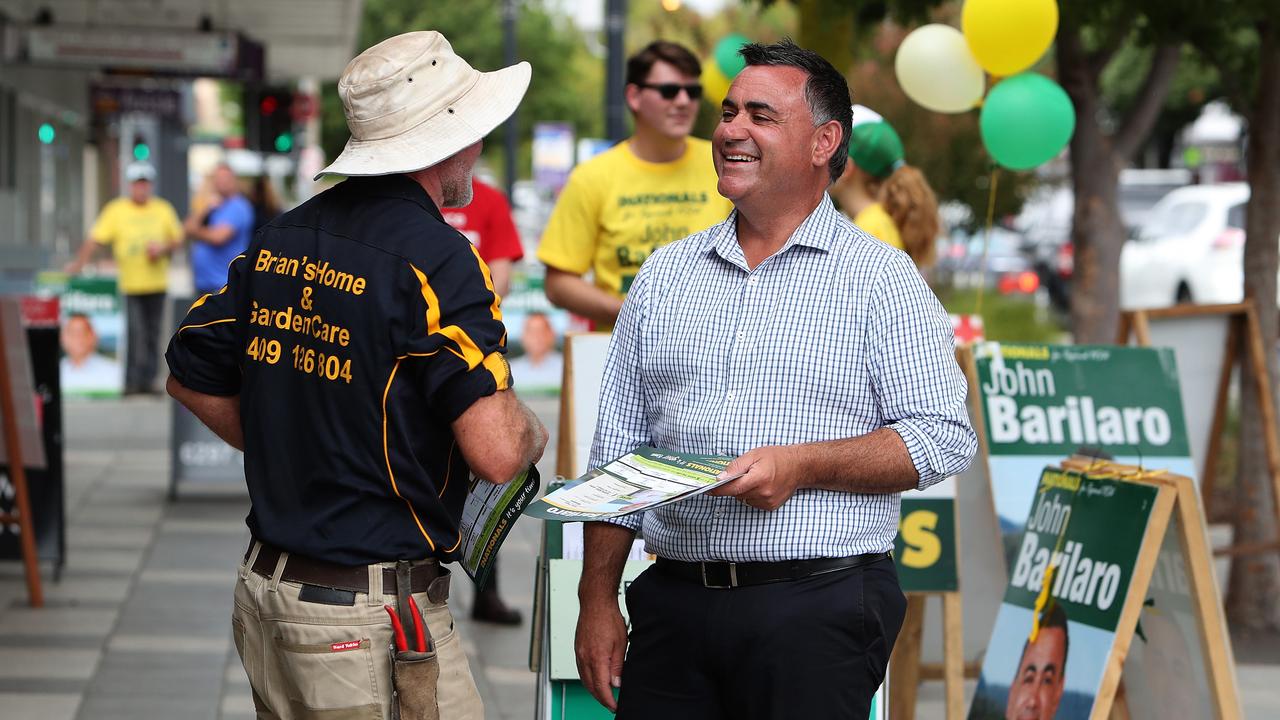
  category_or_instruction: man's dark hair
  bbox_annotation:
[739,39,852,183]
[1018,601,1070,673]
[625,41,701,86]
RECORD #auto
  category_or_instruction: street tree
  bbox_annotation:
[1187,11,1280,630]
[321,0,603,180]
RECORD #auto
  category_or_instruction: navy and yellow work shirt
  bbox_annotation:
[165,175,510,565]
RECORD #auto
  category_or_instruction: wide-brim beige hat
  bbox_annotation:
[316,31,531,180]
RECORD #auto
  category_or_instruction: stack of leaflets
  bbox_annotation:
[524,446,741,521]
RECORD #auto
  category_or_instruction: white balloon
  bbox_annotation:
[895,24,985,114]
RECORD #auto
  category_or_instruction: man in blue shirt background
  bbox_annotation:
[186,163,254,295]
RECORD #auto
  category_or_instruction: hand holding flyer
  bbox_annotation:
[524,446,742,521]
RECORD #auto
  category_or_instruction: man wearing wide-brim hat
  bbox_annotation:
[165,31,547,719]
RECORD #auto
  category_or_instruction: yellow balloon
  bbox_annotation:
[702,62,732,104]
[962,0,1059,77]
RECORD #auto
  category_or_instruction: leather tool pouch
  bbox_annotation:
[390,561,440,720]
[390,647,440,720]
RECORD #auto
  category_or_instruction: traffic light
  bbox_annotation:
[247,86,296,154]
[131,134,151,162]
[37,123,56,144]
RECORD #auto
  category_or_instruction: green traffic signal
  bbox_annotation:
[133,142,151,161]
[274,133,293,153]
[38,123,55,144]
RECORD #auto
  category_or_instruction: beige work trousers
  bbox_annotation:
[230,547,483,719]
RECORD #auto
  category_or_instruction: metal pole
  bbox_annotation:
[605,0,627,142]
[502,0,518,199]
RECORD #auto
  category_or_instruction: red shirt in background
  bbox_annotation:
[441,179,524,263]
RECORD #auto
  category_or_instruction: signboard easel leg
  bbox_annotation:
[0,312,43,607]
[888,591,964,720]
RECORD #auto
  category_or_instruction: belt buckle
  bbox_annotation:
[700,561,738,589]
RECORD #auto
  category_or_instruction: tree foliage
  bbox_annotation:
[320,0,604,182]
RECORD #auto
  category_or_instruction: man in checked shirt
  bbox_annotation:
[574,41,977,719]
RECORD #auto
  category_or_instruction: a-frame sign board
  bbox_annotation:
[0,300,44,606]
[967,460,1240,720]
[1118,300,1280,556]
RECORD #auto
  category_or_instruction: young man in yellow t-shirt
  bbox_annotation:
[66,162,183,394]
[537,41,733,329]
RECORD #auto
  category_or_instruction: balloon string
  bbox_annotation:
[975,167,1000,318]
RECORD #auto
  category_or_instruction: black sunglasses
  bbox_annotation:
[637,82,703,101]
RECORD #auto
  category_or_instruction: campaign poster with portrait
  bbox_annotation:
[973,343,1195,569]
[968,467,1159,720]
[501,267,571,397]
[36,273,124,397]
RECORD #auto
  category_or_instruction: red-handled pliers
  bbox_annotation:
[383,600,430,652]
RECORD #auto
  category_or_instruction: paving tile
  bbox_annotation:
[5,635,107,650]
[108,634,229,654]
[0,607,117,637]
[0,691,80,720]
[78,649,226,720]
[64,549,145,575]
[1240,664,1280,717]
[220,692,256,715]
[224,661,249,685]
[40,578,134,605]
[67,526,154,550]
[71,507,163,528]
[0,678,86,693]
[0,648,99,680]
[138,569,232,587]
[159,518,247,535]
[112,582,234,638]
[140,532,242,574]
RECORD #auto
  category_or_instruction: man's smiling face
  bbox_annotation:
[712,64,815,206]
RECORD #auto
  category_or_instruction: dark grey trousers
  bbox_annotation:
[125,292,165,392]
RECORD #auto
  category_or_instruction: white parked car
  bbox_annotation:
[1120,183,1259,310]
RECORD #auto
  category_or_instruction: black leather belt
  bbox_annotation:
[655,552,890,589]
[245,541,442,595]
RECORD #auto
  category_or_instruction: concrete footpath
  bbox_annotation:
[0,395,1278,718]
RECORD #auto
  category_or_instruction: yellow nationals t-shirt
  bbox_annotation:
[537,138,732,305]
[90,197,183,295]
[852,202,903,251]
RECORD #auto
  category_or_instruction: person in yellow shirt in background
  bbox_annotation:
[537,41,733,329]
[831,105,940,270]
[66,162,183,394]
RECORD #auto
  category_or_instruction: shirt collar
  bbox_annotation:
[704,193,841,265]
[339,175,445,222]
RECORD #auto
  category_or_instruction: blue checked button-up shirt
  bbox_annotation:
[588,194,977,562]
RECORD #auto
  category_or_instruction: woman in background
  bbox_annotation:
[831,105,940,270]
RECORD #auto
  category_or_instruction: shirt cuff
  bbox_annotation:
[601,511,644,533]
[889,420,945,491]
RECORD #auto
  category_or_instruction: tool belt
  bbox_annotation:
[655,552,891,588]
[243,543,445,718]
[245,541,443,595]
[389,560,439,720]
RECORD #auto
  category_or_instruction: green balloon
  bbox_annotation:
[980,73,1076,171]
[714,33,751,79]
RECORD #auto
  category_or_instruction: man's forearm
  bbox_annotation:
[188,223,234,246]
[796,428,919,494]
[544,268,624,326]
[65,238,99,273]
[579,522,635,605]
[166,375,245,451]
[487,258,512,298]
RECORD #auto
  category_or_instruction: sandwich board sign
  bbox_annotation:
[967,461,1239,719]
[972,343,1196,570]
